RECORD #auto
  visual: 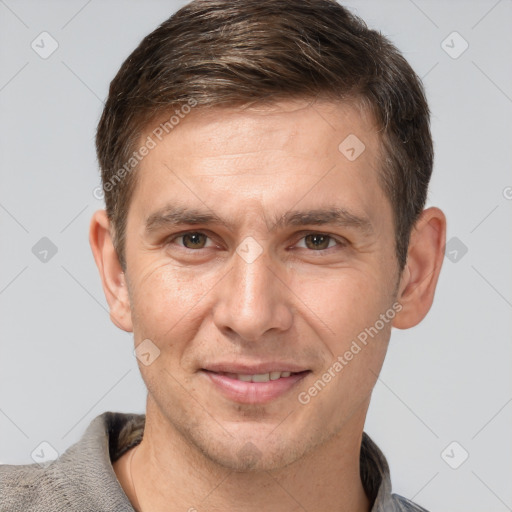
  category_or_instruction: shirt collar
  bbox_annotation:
[106,412,395,510]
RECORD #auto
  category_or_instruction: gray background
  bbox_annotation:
[1,1,511,510]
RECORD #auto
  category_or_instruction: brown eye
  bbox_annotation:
[304,234,333,250]
[181,232,208,249]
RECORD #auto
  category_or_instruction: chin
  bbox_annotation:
[185,420,332,473]
[203,438,305,472]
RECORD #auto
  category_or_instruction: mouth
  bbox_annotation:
[209,370,304,382]
[201,368,310,404]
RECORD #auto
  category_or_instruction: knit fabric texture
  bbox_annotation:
[0,411,429,511]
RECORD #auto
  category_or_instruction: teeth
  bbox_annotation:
[252,373,270,383]
[226,371,296,382]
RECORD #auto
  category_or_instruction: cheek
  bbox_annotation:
[290,266,394,409]
[289,267,393,344]
[127,259,213,344]
[295,296,392,426]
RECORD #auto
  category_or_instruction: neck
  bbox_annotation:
[122,398,371,512]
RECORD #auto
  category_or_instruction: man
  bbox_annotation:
[0,0,445,511]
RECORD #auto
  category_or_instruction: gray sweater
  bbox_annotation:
[0,411,429,511]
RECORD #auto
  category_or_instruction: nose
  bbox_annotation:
[212,246,293,342]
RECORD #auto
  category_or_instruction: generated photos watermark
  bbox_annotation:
[93,98,198,200]
[298,301,402,405]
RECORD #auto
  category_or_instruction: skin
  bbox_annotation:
[90,98,446,512]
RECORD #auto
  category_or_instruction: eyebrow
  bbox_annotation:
[271,208,373,234]
[144,205,374,236]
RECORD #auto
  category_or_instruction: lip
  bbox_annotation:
[201,369,310,405]
[202,362,309,374]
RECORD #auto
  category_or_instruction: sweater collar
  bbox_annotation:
[67,411,395,511]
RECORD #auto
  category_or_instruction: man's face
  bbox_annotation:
[122,99,401,471]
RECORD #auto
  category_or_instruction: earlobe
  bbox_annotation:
[392,207,446,330]
[89,210,133,332]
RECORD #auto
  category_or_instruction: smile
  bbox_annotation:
[201,369,310,404]
[216,371,296,382]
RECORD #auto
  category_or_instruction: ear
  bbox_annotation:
[89,209,133,332]
[393,207,446,329]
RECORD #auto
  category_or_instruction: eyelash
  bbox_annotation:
[166,231,347,253]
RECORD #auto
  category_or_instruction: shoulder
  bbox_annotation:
[0,461,64,512]
[361,432,430,512]
[0,411,144,512]
[388,493,430,512]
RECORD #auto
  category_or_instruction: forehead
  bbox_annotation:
[146,99,378,162]
[127,99,388,230]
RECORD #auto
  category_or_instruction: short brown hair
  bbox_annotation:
[96,0,433,272]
